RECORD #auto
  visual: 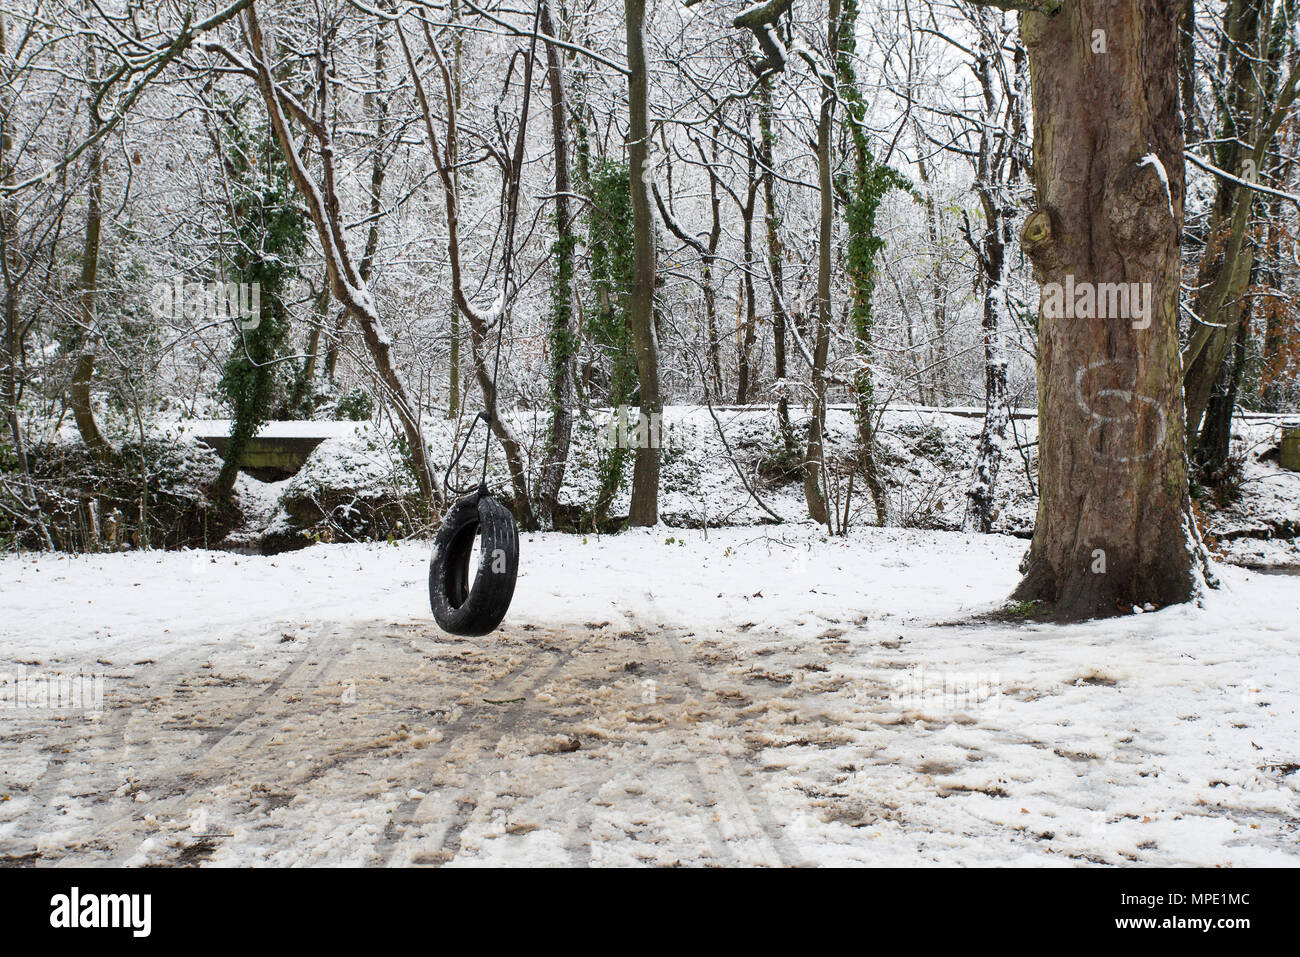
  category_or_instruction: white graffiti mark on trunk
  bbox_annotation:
[1074,360,1166,465]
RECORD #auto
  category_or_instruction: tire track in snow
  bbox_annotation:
[0,639,215,859]
[399,604,799,867]
[0,620,319,863]
[376,628,591,865]
[99,620,353,864]
[633,594,799,868]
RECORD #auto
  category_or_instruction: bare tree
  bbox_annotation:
[238,3,437,505]
[1182,0,1300,473]
[398,10,535,525]
[936,5,1030,533]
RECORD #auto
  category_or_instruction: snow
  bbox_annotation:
[757,23,788,70]
[2,525,1297,866]
[169,420,369,440]
[1200,419,1300,569]
[1138,152,1175,220]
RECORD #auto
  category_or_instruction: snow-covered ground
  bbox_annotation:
[1,526,1297,866]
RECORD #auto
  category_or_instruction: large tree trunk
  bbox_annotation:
[536,0,576,529]
[625,0,661,527]
[1008,1,1203,619]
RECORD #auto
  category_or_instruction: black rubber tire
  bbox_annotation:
[429,491,519,636]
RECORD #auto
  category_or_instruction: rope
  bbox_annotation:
[444,0,544,500]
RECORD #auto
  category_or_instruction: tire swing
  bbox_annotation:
[428,365,520,636]
[429,3,541,637]
[429,474,518,637]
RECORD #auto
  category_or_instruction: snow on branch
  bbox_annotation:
[733,0,793,74]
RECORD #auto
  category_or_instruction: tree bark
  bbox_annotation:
[537,0,577,528]
[1007,0,1203,619]
[69,21,109,456]
[757,76,792,442]
[802,0,837,529]
[625,0,661,526]
[962,11,1023,533]
[1178,0,1197,146]
[447,0,463,420]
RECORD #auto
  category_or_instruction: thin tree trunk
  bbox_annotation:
[69,19,109,456]
[1184,0,1299,443]
[1259,176,1290,410]
[914,133,948,404]
[447,0,463,420]
[802,0,837,529]
[289,283,328,415]
[963,215,1011,533]
[359,14,389,288]
[962,12,1020,534]
[736,160,758,405]
[626,0,660,527]
[1199,314,1249,478]
[758,76,792,442]
[836,0,895,527]
[0,14,53,549]
[703,135,724,397]
[537,0,576,528]
[679,132,725,396]
[323,304,344,384]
